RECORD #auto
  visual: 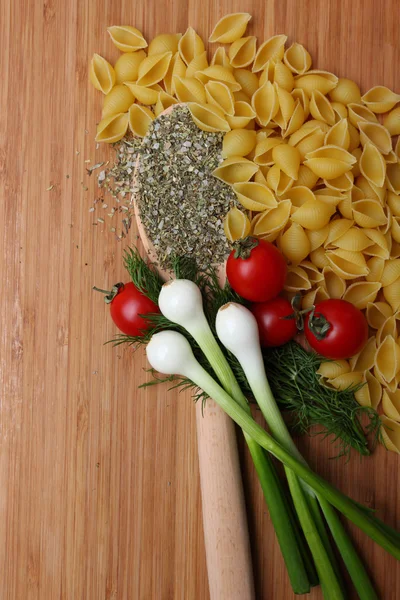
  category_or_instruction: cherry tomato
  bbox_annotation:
[94,282,160,336]
[251,297,298,347]
[304,299,368,359]
[226,237,287,302]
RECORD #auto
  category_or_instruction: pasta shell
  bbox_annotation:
[273,62,295,92]
[251,82,279,127]
[316,189,346,208]
[361,86,400,114]
[185,51,209,78]
[296,165,319,189]
[223,207,251,242]
[89,54,116,94]
[382,389,400,421]
[222,129,257,158]
[328,371,364,392]
[195,66,241,91]
[347,103,378,127]
[123,82,161,105]
[387,191,400,217]
[363,228,391,259]
[154,92,178,117]
[210,47,232,69]
[366,256,385,283]
[376,315,399,346]
[325,218,354,245]
[282,100,305,138]
[307,225,330,252]
[107,26,147,52]
[136,52,172,86]
[188,102,230,133]
[95,112,129,143]
[298,261,324,285]
[326,249,369,279]
[163,53,186,95]
[383,277,400,311]
[174,76,206,104]
[337,193,353,219]
[390,241,400,260]
[279,222,311,263]
[324,171,354,193]
[283,43,312,75]
[310,247,329,269]
[309,90,335,125]
[329,78,362,105]
[266,165,294,196]
[272,143,300,179]
[351,147,362,178]
[228,36,257,68]
[254,138,283,166]
[294,70,339,97]
[352,199,387,228]
[102,85,135,118]
[234,69,259,97]
[322,266,346,298]
[252,35,288,72]
[284,185,315,209]
[254,168,269,186]
[128,104,154,137]
[291,88,310,119]
[291,198,335,230]
[359,142,386,188]
[317,360,350,379]
[304,145,356,180]
[284,265,312,291]
[302,286,330,309]
[383,106,400,136]
[273,85,296,130]
[258,61,276,87]
[114,50,146,84]
[348,122,361,152]
[179,27,205,65]
[324,118,350,149]
[302,119,331,133]
[358,121,392,155]
[148,33,181,56]
[343,281,381,309]
[392,217,400,244]
[366,301,393,329]
[226,101,256,129]
[293,130,326,162]
[355,175,385,203]
[386,163,400,194]
[380,416,400,453]
[354,371,382,409]
[234,90,252,103]
[375,335,400,383]
[380,259,400,287]
[333,227,372,251]
[330,102,348,121]
[213,156,258,184]
[252,199,291,239]
[233,182,278,212]
[209,13,252,43]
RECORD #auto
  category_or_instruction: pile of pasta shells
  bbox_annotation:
[90,13,400,452]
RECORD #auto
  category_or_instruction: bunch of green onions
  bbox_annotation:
[145,278,400,599]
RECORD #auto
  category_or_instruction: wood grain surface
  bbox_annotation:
[1,1,399,598]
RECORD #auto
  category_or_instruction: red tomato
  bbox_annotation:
[304,299,368,359]
[251,297,298,347]
[94,282,160,336]
[226,237,287,302]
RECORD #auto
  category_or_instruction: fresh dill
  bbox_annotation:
[115,247,381,458]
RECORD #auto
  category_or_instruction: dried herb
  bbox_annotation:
[135,105,238,269]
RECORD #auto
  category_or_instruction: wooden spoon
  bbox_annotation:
[133,105,255,600]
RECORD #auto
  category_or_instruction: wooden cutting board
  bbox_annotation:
[0,1,399,599]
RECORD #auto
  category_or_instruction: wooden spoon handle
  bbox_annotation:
[196,399,255,600]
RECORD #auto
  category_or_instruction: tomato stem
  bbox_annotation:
[307,309,332,341]
[232,236,259,259]
[92,283,124,304]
